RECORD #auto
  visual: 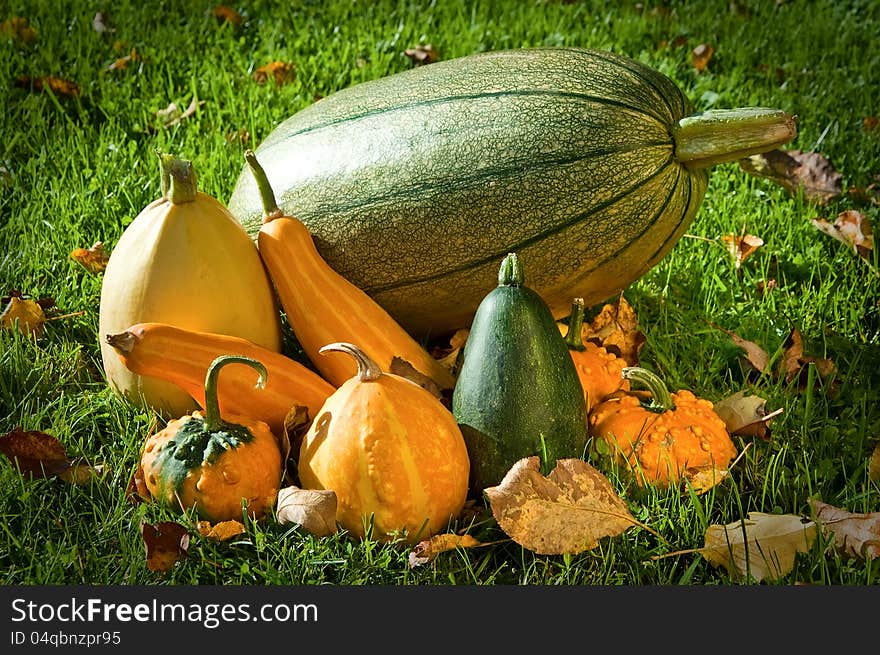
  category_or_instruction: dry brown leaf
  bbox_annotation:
[484,456,636,555]
[710,323,770,376]
[106,48,139,72]
[404,44,438,66]
[156,98,204,128]
[276,485,338,537]
[58,461,107,485]
[1,16,36,43]
[389,356,443,397]
[253,61,295,85]
[408,533,482,568]
[16,75,80,97]
[1,296,46,336]
[581,293,645,366]
[864,117,879,133]
[686,466,732,495]
[810,499,880,561]
[196,519,246,541]
[811,209,874,262]
[127,462,151,504]
[722,232,764,270]
[70,241,109,274]
[778,328,836,389]
[212,5,243,25]
[430,328,469,376]
[281,404,309,473]
[0,427,71,478]
[691,43,714,71]
[869,444,880,482]
[739,149,843,205]
[713,390,782,440]
[701,512,817,582]
[142,521,190,572]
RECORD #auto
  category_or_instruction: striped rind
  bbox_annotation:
[228,47,704,336]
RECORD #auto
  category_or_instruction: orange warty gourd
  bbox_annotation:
[246,150,456,392]
[588,367,738,487]
[561,297,630,413]
[140,356,283,523]
[106,322,335,436]
[298,342,469,543]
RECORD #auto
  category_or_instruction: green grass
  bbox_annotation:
[1,0,878,586]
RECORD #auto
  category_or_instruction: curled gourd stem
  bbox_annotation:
[621,366,676,413]
[498,252,525,287]
[319,342,383,382]
[203,355,268,431]
[244,149,285,223]
[157,151,198,205]
[105,330,136,354]
[564,297,586,351]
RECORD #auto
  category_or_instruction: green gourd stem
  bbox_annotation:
[621,366,676,413]
[158,152,198,204]
[498,252,525,287]
[203,355,268,431]
[672,108,797,169]
[319,342,383,382]
[244,149,284,223]
[564,297,586,351]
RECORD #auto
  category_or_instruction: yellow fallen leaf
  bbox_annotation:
[196,520,246,541]
[253,61,295,85]
[70,241,109,274]
[1,296,46,336]
[1,16,37,43]
[691,43,714,72]
[408,533,482,568]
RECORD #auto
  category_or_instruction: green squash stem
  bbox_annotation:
[244,149,285,223]
[158,152,198,204]
[564,297,587,351]
[672,108,797,169]
[319,342,383,382]
[621,366,676,414]
[203,355,268,431]
[498,252,525,287]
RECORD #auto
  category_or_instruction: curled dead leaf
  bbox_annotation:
[142,521,190,572]
[811,209,875,263]
[408,533,482,568]
[810,499,880,561]
[0,427,70,478]
[58,461,107,485]
[404,44,438,66]
[70,241,109,274]
[713,390,782,440]
[739,149,842,205]
[778,328,836,389]
[1,296,46,336]
[484,456,637,555]
[389,356,443,398]
[156,98,204,128]
[196,519,246,542]
[691,43,714,71]
[722,232,764,270]
[276,485,338,537]
[580,293,645,366]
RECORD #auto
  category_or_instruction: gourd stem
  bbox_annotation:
[621,366,675,413]
[672,108,797,170]
[203,355,268,431]
[158,152,198,204]
[244,149,285,223]
[498,252,525,287]
[319,342,383,382]
[105,330,136,354]
[564,297,586,351]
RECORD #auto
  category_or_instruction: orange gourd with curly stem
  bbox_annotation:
[588,367,737,486]
[140,355,283,523]
[298,342,469,543]
[562,297,630,412]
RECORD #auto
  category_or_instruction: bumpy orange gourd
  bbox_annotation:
[106,322,335,436]
[246,151,456,392]
[140,356,283,523]
[561,297,630,412]
[588,367,737,486]
[298,342,469,542]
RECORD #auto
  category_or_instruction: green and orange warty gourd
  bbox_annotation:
[99,153,283,417]
[588,367,738,487]
[140,355,283,523]
[298,343,469,543]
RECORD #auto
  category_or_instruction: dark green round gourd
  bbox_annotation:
[452,253,589,493]
[228,47,796,337]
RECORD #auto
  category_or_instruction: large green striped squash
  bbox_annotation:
[228,47,795,336]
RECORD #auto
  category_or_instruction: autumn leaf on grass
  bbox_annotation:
[142,521,190,572]
[155,98,204,129]
[106,48,139,72]
[484,456,638,555]
[778,328,836,389]
[0,427,71,478]
[812,209,875,265]
[58,462,107,485]
[70,241,109,274]
[253,61,295,85]
[92,12,114,34]
[739,149,842,205]
[127,462,151,504]
[701,512,817,582]
[709,322,770,378]
[580,293,645,366]
[404,44,438,66]
[810,499,880,561]
[1,16,37,44]
[15,75,79,97]
[408,533,483,568]
[212,5,243,25]
[196,520,246,542]
[276,485,338,537]
[1,296,46,336]
[722,232,764,270]
[691,43,714,72]
[713,390,783,440]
